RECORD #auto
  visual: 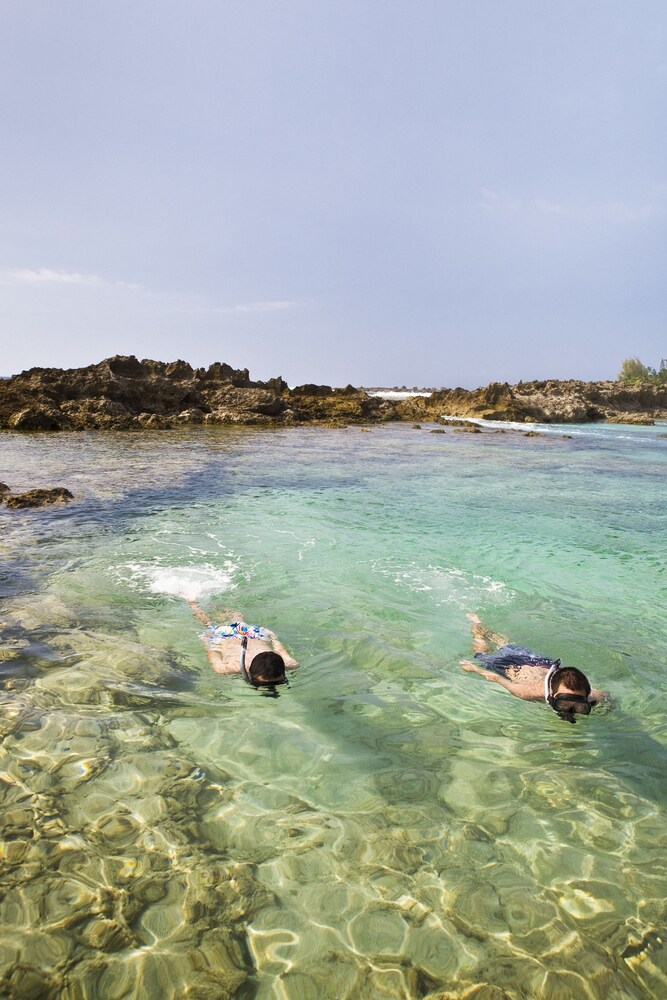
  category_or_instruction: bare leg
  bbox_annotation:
[467,612,508,653]
[217,606,244,622]
[187,599,209,625]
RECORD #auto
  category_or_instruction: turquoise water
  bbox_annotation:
[1,421,666,998]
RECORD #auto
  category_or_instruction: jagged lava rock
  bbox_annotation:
[4,488,74,509]
[0,356,398,429]
[1,359,666,430]
[395,379,667,424]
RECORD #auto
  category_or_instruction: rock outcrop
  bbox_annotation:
[0,356,397,430]
[394,379,667,425]
[2,487,74,509]
[1,358,666,430]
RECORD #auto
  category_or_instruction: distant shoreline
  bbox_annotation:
[1,355,666,431]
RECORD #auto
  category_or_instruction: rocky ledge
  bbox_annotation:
[394,379,667,425]
[0,357,666,430]
[1,485,74,509]
[0,356,396,430]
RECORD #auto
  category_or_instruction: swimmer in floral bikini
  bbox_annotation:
[188,599,298,690]
[460,613,608,722]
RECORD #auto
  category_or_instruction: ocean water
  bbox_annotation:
[1,420,666,999]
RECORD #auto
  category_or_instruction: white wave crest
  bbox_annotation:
[118,561,238,600]
[439,414,665,442]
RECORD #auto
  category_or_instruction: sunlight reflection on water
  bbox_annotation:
[1,425,666,998]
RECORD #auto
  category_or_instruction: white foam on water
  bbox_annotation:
[373,560,514,608]
[439,414,665,442]
[367,390,433,399]
[118,560,238,601]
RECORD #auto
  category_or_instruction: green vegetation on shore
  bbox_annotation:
[617,357,667,385]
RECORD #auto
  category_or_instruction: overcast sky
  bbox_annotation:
[1,1,665,387]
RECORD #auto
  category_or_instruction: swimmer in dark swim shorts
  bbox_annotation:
[460,614,609,723]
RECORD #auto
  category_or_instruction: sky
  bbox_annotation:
[1,0,666,388]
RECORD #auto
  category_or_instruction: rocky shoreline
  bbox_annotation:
[1,356,666,431]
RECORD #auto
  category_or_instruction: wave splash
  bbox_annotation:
[118,560,238,601]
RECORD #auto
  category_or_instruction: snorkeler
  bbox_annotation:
[187,599,298,691]
[460,613,608,723]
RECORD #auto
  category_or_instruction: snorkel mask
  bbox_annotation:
[544,663,591,723]
[240,637,289,698]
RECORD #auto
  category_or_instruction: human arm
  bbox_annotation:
[460,659,509,685]
[459,660,537,700]
[264,630,299,669]
[589,687,613,708]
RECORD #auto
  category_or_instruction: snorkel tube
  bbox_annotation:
[543,662,560,706]
[239,636,252,685]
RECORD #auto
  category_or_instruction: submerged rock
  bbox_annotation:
[4,488,74,509]
[84,918,135,952]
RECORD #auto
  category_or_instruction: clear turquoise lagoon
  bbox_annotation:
[1,420,666,998]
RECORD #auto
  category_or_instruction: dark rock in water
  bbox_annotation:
[430,428,446,434]
[0,482,10,494]
[84,918,134,952]
[9,406,63,430]
[5,964,52,999]
[4,488,74,509]
[605,413,654,425]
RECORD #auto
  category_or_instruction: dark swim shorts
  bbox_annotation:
[474,644,559,675]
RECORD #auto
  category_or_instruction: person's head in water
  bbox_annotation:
[547,666,592,721]
[249,650,286,686]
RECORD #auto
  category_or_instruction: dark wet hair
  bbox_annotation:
[553,666,591,696]
[249,651,286,684]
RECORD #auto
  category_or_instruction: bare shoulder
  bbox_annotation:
[210,662,240,676]
[202,641,241,676]
[503,664,546,700]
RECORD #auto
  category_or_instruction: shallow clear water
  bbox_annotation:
[1,421,666,999]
